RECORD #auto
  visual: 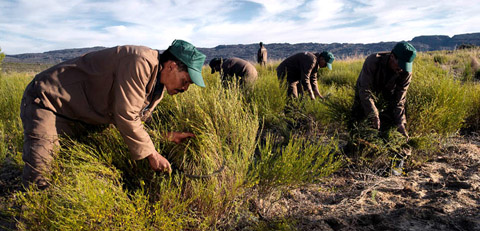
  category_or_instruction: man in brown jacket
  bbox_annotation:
[276,51,334,99]
[209,57,258,85]
[20,40,206,189]
[257,42,267,66]
[351,41,417,138]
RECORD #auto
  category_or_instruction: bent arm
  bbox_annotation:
[112,55,156,160]
[301,60,316,99]
[393,72,411,136]
[357,60,380,128]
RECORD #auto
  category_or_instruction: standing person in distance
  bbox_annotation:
[257,42,268,66]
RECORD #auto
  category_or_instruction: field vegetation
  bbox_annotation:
[0,48,479,230]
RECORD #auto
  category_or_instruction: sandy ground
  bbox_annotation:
[1,137,479,230]
[245,137,480,231]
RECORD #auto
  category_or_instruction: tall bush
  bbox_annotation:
[0,73,31,163]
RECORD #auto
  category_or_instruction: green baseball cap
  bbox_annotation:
[168,39,207,87]
[319,51,335,70]
[392,41,417,73]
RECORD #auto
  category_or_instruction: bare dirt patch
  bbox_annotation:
[249,137,480,231]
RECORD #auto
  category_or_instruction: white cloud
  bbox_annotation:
[1,0,479,54]
[249,0,305,14]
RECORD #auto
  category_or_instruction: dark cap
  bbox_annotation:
[319,51,335,70]
[168,39,207,87]
[209,58,222,74]
[392,41,416,73]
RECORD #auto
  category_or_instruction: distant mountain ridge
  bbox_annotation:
[4,32,480,65]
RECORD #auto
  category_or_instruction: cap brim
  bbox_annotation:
[398,59,412,73]
[326,63,332,70]
[188,68,206,87]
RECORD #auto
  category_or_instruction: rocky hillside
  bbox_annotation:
[4,32,480,65]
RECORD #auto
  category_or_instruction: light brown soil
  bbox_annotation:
[247,137,480,231]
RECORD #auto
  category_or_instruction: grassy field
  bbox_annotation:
[1,62,52,75]
[0,48,479,230]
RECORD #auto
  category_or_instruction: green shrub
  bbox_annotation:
[319,59,363,87]
[433,55,448,64]
[0,73,31,163]
[245,66,287,128]
[407,53,474,136]
[248,132,342,193]
[150,73,259,224]
[15,140,150,230]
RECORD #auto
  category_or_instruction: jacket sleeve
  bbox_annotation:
[112,55,156,160]
[393,72,411,126]
[300,59,316,94]
[310,65,320,96]
[357,59,379,121]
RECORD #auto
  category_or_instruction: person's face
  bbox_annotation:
[388,54,403,74]
[160,61,193,95]
[318,57,327,68]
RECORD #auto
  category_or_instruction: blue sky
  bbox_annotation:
[1,0,479,54]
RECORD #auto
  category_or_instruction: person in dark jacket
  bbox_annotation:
[20,40,206,189]
[209,57,258,85]
[352,41,417,138]
[276,51,334,99]
[351,41,416,176]
[257,42,267,66]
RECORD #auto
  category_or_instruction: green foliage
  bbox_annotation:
[3,48,480,230]
[319,59,363,87]
[433,54,448,64]
[16,141,151,230]
[0,48,5,70]
[151,73,259,223]
[407,53,476,135]
[0,73,31,163]
[1,62,52,74]
[248,133,342,193]
[347,120,407,173]
[245,66,287,127]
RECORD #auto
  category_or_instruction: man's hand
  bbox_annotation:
[165,132,195,144]
[147,151,172,173]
